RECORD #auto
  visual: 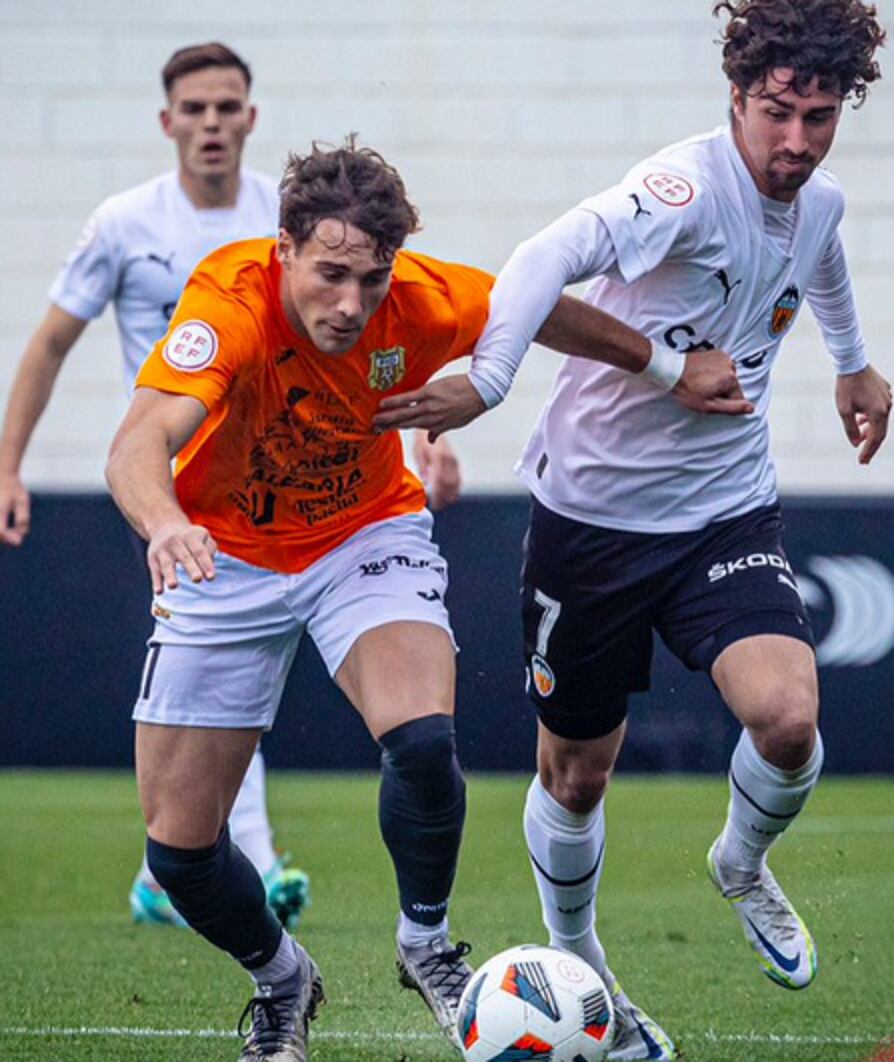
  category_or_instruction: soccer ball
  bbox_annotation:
[456,944,615,1061]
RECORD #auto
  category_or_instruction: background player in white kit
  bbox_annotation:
[375,1,890,1058]
[0,42,315,930]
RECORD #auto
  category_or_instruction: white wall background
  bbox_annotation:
[1,0,892,493]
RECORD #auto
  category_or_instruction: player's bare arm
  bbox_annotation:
[0,306,88,547]
[106,388,216,592]
[835,364,892,465]
[374,294,753,438]
[413,430,461,510]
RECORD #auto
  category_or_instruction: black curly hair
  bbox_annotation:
[278,135,421,262]
[713,0,885,106]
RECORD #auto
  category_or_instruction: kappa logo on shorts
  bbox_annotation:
[151,602,172,620]
[643,172,695,207]
[707,552,798,588]
[359,554,445,577]
[368,345,406,391]
[530,654,556,698]
[163,320,219,371]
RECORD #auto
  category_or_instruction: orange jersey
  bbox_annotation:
[136,239,493,573]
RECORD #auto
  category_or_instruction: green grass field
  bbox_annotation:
[1,770,892,1062]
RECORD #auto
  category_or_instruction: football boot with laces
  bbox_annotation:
[237,942,324,1061]
[397,936,474,1047]
[708,837,817,990]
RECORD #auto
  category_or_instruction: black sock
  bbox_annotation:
[146,828,282,971]
[378,713,466,926]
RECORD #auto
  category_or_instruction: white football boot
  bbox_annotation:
[604,968,676,1061]
[708,837,817,990]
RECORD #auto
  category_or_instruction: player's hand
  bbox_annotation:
[673,349,754,416]
[414,431,462,511]
[836,364,892,465]
[147,520,218,594]
[373,375,487,441]
[0,471,31,547]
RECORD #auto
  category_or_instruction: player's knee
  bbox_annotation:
[145,831,238,899]
[749,679,818,770]
[142,806,225,850]
[379,713,465,811]
[540,760,610,815]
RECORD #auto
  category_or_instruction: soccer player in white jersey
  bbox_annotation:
[374,2,891,1057]
[0,42,316,932]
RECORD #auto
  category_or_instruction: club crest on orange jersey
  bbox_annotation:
[368,346,406,391]
[768,285,800,338]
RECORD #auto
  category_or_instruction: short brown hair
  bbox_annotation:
[278,135,421,262]
[713,0,885,106]
[161,42,252,96]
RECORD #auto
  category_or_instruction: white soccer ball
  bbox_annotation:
[456,944,615,1062]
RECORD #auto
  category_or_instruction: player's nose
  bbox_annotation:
[783,118,809,156]
[202,105,221,129]
[338,282,363,320]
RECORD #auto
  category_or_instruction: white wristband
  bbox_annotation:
[641,340,686,392]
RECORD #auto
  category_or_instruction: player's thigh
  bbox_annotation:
[136,722,261,847]
[307,511,457,738]
[522,499,658,741]
[135,550,302,731]
[658,505,815,690]
[336,620,456,738]
[711,633,819,740]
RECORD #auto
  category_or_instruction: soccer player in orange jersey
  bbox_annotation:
[105,137,746,1059]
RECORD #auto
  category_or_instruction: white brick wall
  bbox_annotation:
[1,0,892,493]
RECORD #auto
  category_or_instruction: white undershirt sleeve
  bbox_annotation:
[806,232,868,376]
[468,208,618,407]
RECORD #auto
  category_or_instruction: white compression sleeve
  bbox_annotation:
[806,233,868,376]
[468,208,618,407]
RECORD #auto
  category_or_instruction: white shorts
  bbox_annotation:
[133,510,454,730]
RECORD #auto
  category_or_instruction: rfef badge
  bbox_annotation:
[368,346,406,391]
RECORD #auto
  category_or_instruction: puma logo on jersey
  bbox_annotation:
[146,252,175,272]
[628,193,652,220]
[714,268,742,306]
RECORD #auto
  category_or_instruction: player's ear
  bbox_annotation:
[277,230,294,266]
[159,107,173,138]
[730,84,746,125]
[245,104,258,134]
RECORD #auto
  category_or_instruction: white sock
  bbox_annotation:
[716,728,824,887]
[229,749,279,881]
[249,931,299,988]
[524,775,607,978]
[397,912,449,949]
[135,855,158,889]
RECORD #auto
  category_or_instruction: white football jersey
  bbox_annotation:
[518,126,848,532]
[49,169,279,393]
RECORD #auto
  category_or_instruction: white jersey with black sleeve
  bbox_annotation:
[475,126,864,533]
[48,169,279,394]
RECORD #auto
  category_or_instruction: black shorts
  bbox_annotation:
[521,499,814,741]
